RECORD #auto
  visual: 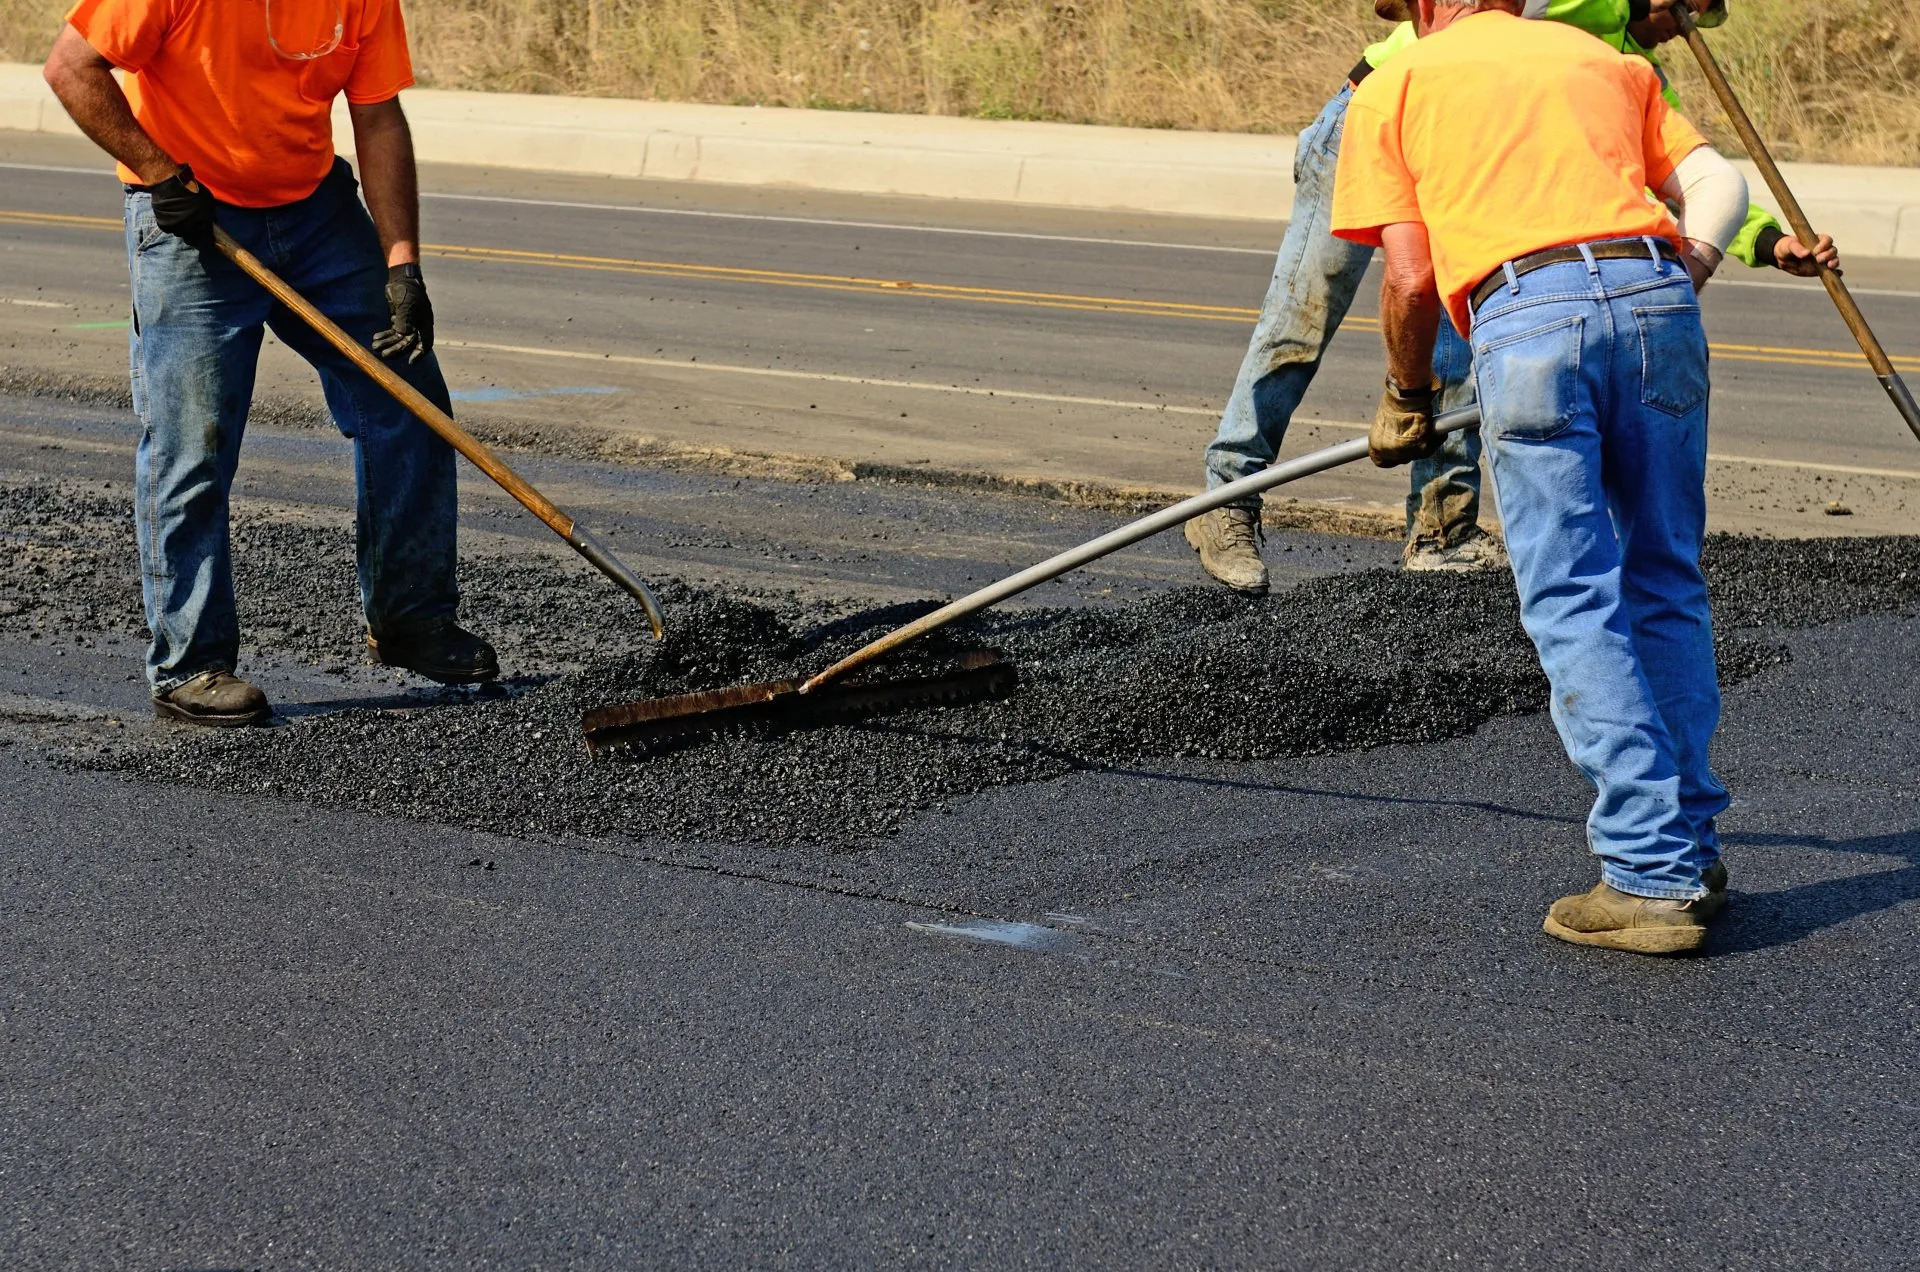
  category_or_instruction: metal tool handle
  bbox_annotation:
[212,226,666,638]
[801,407,1480,692]
[1676,9,1920,444]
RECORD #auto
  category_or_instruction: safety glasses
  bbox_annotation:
[265,0,345,61]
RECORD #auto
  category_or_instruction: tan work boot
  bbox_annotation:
[1402,525,1509,573]
[1184,506,1269,595]
[1543,878,1724,955]
[153,669,273,728]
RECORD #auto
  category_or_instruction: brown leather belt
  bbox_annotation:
[1470,238,1683,313]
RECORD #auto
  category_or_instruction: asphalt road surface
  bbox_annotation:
[2,387,1917,1269]
[2,129,1918,1268]
[2,130,1919,534]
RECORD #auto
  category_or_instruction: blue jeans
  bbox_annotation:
[1471,241,1729,900]
[1204,84,1482,543]
[126,159,460,694]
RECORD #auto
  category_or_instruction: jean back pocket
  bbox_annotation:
[1634,303,1709,417]
[1475,313,1585,443]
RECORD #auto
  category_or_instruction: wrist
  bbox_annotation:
[388,261,424,282]
[1385,376,1435,405]
[1755,225,1788,269]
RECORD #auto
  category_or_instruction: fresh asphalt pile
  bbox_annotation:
[70,522,1920,845]
[12,476,1916,844]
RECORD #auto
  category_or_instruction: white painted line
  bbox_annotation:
[445,337,1920,480]
[420,191,1276,256]
[0,296,68,308]
[0,161,118,178]
[444,338,1237,420]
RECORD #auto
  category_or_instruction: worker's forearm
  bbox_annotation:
[44,40,175,184]
[352,106,422,267]
[1380,279,1442,390]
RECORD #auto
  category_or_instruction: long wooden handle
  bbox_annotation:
[213,227,665,637]
[800,406,1481,693]
[1677,11,1920,444]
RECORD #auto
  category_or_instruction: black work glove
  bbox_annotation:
[149,165,217,250]
[1368,378,1441,468]
[373,263,433,364]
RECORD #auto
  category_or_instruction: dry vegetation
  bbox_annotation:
[4,0,1915,164]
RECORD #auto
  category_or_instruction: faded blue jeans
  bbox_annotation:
[126,159,460,694]
[1471,240,1728,900]
[1204,83,1482,544]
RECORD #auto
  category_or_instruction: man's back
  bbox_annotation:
[1334,10,1703,331]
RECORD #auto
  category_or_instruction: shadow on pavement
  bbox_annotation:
[1715,828,1920,955]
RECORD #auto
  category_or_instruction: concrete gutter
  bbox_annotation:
[5,61,1920,256]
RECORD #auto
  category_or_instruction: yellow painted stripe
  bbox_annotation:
[5,208,1912,373]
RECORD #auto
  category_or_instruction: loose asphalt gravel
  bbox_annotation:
[12,468,1907,846]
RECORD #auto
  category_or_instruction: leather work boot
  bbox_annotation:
[367,620,500,685]
[1184,506,1269,595]
[153,670,273,727]
[1543,878,1726,955]
[1402,526,1510,574]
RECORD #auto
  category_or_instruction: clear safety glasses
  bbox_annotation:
[265,0,345,61]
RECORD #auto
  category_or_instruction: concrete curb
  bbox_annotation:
[5,62,1920,255]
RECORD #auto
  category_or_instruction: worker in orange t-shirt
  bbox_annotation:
[1331,0,1754,954]
[43,0,497,726]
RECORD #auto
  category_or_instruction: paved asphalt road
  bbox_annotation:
[2,129,1918,1267]
[1,131,1919,533]
[2,388,1917,1268]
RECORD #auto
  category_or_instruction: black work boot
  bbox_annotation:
[366,620,499,685]
[153,670,273,727]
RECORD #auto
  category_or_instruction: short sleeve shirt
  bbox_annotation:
[1332,11,1707,333]
[66,0,415,206]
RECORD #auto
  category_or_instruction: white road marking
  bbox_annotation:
[444,338,1234,419]
[446,338,1920,479]
[0,296,69,308]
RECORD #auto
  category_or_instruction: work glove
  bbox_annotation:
[149,165,217,251]
[1368,378,1440,468]
[373,263,434,364]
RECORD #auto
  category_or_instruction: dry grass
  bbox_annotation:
[5,0,1916,163]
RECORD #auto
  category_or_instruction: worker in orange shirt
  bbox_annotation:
[1332,0,1753,953]
[43,0,497,727]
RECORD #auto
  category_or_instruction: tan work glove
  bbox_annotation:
[1369,379,1441,468]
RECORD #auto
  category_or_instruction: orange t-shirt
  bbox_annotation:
[1331,10,1707,334]
[66,0,416,207]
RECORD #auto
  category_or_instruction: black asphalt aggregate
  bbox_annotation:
[2,393,1917,1268]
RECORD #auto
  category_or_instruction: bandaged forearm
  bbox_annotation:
[1659,146,1750,275]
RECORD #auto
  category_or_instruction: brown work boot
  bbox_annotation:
[153,670,273,728]
[1184,506,1269,595]
[1543,879,1723,955]
[367,619,499,685]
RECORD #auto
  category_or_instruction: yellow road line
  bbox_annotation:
[6,208,1912,373]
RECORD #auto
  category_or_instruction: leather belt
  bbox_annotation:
[1470,238,1683,313]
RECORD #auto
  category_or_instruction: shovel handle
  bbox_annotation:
[212,227,665,637]
[1677,11,1920,444]
[800,407,1481,693]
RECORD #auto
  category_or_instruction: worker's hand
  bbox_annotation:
[149,165,216,251]
[372,263,433,364]
[1774,233,1842,278]
[1369,379,1440,468]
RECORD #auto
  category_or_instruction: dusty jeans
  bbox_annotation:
[1202,83,1481,542]
[1472,240,1728,900]
[126,159,460,694]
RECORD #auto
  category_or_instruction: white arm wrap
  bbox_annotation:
[1659,145,1750,264]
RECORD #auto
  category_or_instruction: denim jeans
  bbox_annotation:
[1203,83,1482,543]
[1471,240,1728,900]
[126,159,460,694]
